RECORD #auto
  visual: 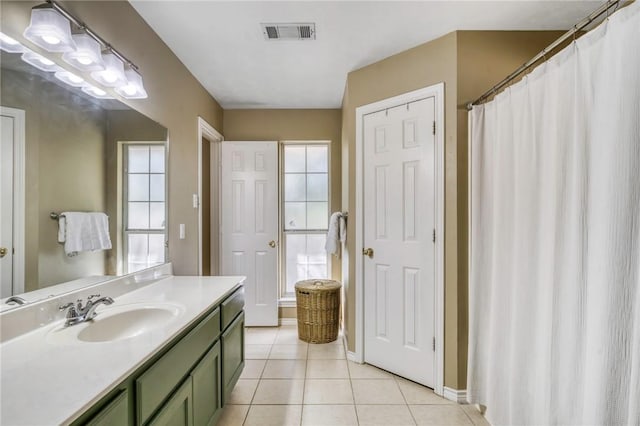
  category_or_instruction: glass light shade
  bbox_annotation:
[21,50,60,72]
[115,68,148,99]
[90,52,126,87]
[54,70,85,87]
[23,6,76,53]
[81,84,114,99]
[0,32,27,53]
[62,33,105,71]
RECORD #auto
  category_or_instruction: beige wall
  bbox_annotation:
[1,69,107,291]
[224,109,343,284]
[1,1,224,277]
[341,31,562,390]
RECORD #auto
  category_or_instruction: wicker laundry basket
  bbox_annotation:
[295,279,342,343]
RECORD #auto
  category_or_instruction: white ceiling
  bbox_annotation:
[130,1,601,109]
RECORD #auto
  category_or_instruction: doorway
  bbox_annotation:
[0,106,25,297]
[354,84,445,394]
[197,117,223,276]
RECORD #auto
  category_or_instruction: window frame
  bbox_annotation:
[279,141,332,303]
[121,141,168,274]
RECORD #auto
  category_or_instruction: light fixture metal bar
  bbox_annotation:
[467,0,625,110]
[46,0,139,72]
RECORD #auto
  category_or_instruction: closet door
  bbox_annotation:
[221,142,278,326]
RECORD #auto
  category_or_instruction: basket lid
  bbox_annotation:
[295,279,341,291]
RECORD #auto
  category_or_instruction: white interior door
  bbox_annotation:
[221,141,279,326]
[363,97,436,387]
[1,114,15,297]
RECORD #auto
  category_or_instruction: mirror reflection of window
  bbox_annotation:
[282,143,330,298]
[123,144,166,273]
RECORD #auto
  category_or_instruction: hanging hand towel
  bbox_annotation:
[325,212,347,257]
[61,212,112,256]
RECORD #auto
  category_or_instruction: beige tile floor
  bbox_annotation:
[217,325,490,426]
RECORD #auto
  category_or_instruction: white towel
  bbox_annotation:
[60,212,112,256]
[325,212,347,257]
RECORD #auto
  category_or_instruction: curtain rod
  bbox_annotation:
[45,0,140,72]
[467,0,624,110]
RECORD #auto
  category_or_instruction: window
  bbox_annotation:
[123,144,166,273]
[281,143,330,299]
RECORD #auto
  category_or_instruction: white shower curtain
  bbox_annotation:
[468,3,640,425]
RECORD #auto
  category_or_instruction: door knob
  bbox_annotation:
[0,247,8,258]
[268,240,277,248]
[362,247,374,258]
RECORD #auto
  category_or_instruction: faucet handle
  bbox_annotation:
[59,302,74,311]
[88,294,101,300]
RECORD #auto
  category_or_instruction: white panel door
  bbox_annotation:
[363,97,436,387]
[221,142,279,326]
[0,114,14,297]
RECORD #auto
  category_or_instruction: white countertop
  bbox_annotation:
[0,275,244,426]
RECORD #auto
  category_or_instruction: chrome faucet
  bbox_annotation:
[59,294,114,327]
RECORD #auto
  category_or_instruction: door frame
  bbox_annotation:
[1,106,26,295]
[197,117,224,276]
[354,83,445,395]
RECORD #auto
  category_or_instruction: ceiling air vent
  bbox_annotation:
[261,23,316,41]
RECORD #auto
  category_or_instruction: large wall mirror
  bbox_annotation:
[0,50,168,309]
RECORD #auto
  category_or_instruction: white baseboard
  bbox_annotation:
[443,387,468,404]
[279,318,298,326]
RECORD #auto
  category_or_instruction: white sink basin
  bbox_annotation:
[47,303,184,344]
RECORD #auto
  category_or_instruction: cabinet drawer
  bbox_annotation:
[136,308,220,425]
[221,287,244,330]
[86,389,129,426]
[222,311,245,405]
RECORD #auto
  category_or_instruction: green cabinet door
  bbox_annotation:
[192,341,222,426]
[221,312,245,405]
[86,389,129,426]
[148,377,193,426]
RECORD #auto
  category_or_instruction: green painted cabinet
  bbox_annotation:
[148,377,193,426]
[222,311,245,404]
[192,341,222,426]
[86,390,128,426]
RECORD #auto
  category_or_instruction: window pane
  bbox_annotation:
[128,146,149,173]
[284,202,306,230]
[306,173,327,201]
[148,234,166,264]
[128,202,149,229]
[150,174,165,202]
[307,146,328,173]
[307,234,328,264]
[128,174,149,202]
[127,234,148,273]
[149,146,165,173]
[284,146,305,172]
[285,234,306,294]
[284,173,306,201]
[307,202,328,229]
[307,263,328,280]
[149,202,165,229]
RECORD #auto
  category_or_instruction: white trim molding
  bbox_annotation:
[346,351,359,363]
[354,83,446,395]
[443,387,468,404]
[278,317,298,326]
[196,116,223,276]
[1,107,26,295]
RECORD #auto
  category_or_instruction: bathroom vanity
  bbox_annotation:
[0,267,245,426]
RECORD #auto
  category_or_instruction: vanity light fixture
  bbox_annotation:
[91,51,126,87]
[54,70,85,87]
[81,84,114,99]
[62,33,104,72]
[115,67,148,99]
[0,32,27,53]
[23,3,76,52]
[21,50,60,72]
